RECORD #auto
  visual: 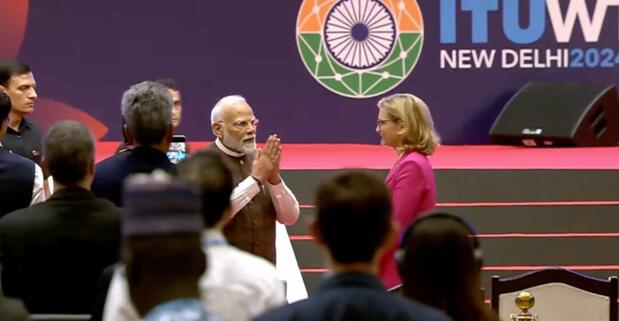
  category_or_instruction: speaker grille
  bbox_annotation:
[489,82,619,146]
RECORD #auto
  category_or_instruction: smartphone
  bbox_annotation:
[167,135,188,164]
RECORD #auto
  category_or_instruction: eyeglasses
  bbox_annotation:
[376,119,399,126]
[220,118,259,130]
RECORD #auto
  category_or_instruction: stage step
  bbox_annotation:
[281,169,619,203]
[281,168,619,296]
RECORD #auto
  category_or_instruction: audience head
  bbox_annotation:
[313,171,395,266]
[121,81,173,149]
[376,93,440,155]
[43,120,95,188]
[0,92,11,138]
[174,150,233,228]
[122,171,206,316]
[210,95,258,153]
[0,61,37,116]
[398,212,493,321]
[154,78,182,128]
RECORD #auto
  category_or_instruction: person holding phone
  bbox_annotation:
[92,81,175,206]
[117,78,185,156]
[208,95,299,264]
[167,135,188,164]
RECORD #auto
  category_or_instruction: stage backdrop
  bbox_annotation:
[1,0,617,144]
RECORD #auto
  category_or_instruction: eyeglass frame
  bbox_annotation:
[376,118,400,127]
[218,118,260,130]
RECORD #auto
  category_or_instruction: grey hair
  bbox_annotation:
[210,95,246,124]
[121,81,172,145]
[44,120,94,185]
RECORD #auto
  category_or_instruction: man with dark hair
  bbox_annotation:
[154,78,182,128]
[254,172,452,321]
[0,120,122,314]
[0,61,43,165]
[0,91,44,217]
[93,81,175,206]
[102,151,285,321]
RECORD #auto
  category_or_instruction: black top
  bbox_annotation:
[0,147,35,218]
[253,272,453,321]
[0,187,122,314]
[91,146,175,206]
[0,118,43,166]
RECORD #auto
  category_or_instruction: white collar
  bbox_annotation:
[215,138,245,158]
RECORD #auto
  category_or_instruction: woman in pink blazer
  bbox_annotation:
[375,93,440,289]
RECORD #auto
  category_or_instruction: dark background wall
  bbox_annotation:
[1,0,617,144]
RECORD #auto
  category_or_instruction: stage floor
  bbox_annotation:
[96,142,619,170]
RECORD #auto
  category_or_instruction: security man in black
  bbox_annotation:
[0,61,42,165]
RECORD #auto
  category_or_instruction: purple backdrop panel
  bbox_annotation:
[2,0,617,144]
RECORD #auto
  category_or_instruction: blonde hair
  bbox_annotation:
[377,93,440,155]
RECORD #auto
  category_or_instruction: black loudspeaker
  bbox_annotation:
[489,83,619,147]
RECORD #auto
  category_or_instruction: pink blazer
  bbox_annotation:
[379,151,436,289]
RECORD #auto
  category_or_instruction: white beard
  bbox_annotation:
[242,139,257,153]
[222,134,256,154]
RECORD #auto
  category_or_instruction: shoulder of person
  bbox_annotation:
[210,246,281,290]
[29,121,43,136]
[95,152,131,171]
[1,150,36,169]
[0,206,39,231]
[399,152,433,171]
[93,197,124,217]
[401,151,429,163]
[251,300,301,321]
[222,247,279,278]
[232,247,277,270]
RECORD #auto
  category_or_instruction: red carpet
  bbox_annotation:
[95,142,619,170]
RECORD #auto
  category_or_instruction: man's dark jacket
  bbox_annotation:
[0,187,122,314]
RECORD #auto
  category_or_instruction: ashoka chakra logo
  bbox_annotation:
[296,0,424,99]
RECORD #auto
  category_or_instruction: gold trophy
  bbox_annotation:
[509,291,538,321]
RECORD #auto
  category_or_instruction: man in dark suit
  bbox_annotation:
[92,81,175,206]
[253,172,452,321]
[0,91,45,218]
[0,120,122,314]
